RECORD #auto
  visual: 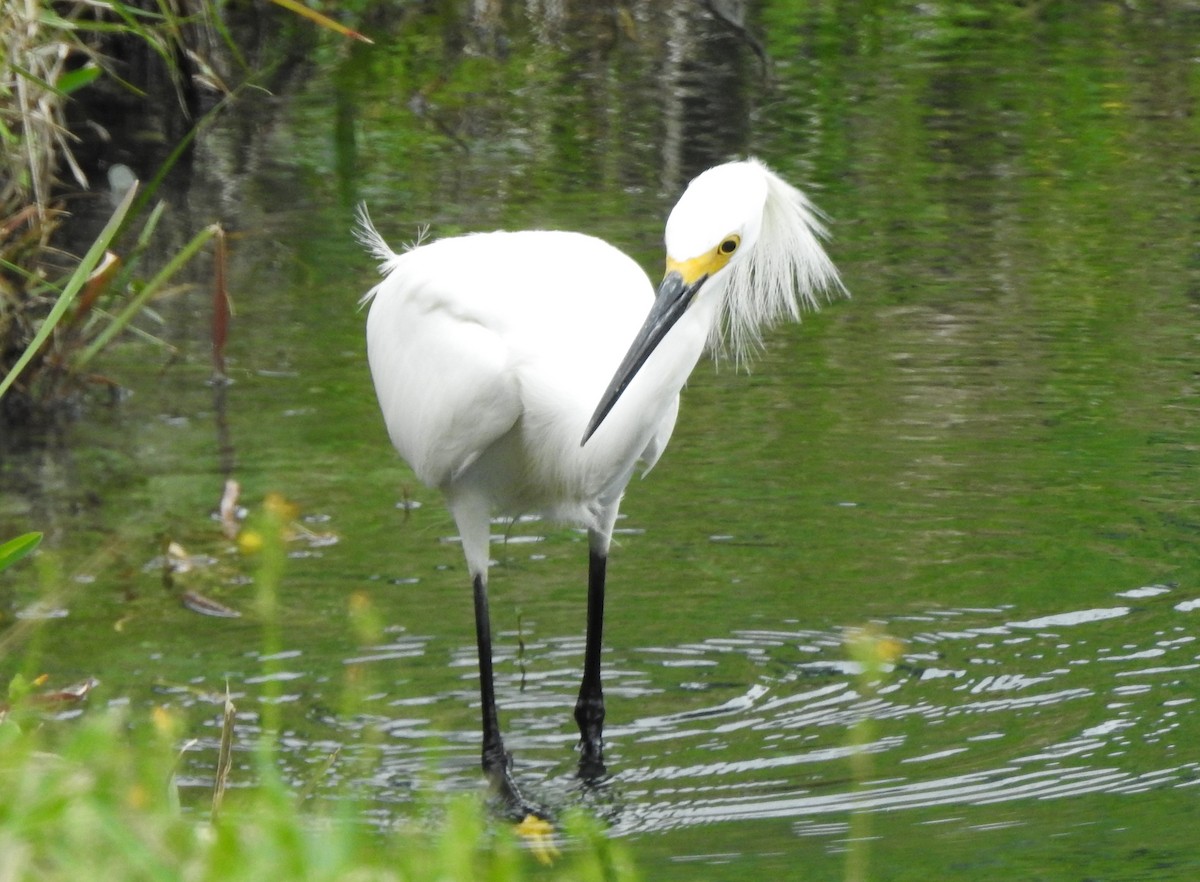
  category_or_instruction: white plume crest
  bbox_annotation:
[713,159,846,362]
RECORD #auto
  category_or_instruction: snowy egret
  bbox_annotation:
[359,158,844,808]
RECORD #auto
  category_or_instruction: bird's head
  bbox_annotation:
[661,160,767,292]
[581,158,845,446]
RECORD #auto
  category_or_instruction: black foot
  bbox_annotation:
[575,718,607,780]
[577,743,607,782]
[483,748,550,823]
[574,695,607,780]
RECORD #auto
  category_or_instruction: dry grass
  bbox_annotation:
[1,0,94,236]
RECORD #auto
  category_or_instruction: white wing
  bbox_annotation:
[367,275,521,488]
[364,229,663,498]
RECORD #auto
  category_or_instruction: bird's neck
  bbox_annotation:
[645,281,722,399]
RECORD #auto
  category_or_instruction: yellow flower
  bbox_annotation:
[845,624,904,673]
[238,530,265,555]
[514,814,560,866]
[263,492,299,522]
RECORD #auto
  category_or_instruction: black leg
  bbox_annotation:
[472,573,507,776]
[574,549,607,778]
[472,573,535,816]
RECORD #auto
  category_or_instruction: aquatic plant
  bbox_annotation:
[0,0,361,430]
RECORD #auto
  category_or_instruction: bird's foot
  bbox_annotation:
[576,735,607,782]
[574,694,607,781]
[483,748,550,823]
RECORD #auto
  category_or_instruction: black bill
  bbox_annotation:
[580,270,706,446]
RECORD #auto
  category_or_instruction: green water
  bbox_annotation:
[3,2,1200,878]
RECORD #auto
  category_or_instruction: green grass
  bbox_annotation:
[0,519,636,882]
[0,0,362,422]
[0,701,635,882]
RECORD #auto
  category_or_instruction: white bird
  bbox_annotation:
[359,158,844,811]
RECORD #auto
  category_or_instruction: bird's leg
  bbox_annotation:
[471,572,533,816]
[472,573,508,777]
[470,572,552,823]
[574,548,607,779]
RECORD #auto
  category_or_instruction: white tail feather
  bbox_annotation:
[356,204,431,306]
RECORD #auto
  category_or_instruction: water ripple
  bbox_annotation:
[584,583,1199,833]
[190,582,1200,837]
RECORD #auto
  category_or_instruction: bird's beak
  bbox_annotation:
[581,269,706,446]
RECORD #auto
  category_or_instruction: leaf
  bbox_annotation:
[0,533,42,573]
[0,185,138,400]
[211,687,236,820]
[218,479,241,539]
[30,677,100,705]
[74,222,220,370]
[68,250,121,326]
[180,590,241,618]
[211,225,230,379]
[268,0,374,44]
[56,63,102,95]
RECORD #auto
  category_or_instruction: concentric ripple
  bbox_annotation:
[178,582,1199,840]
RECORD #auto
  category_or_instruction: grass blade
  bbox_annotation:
[268,0,373,44]
[211,686,236,821]
[0,184,138,401]
[0,532,43,573]
[74,223,219,369]
[211,225,229,379]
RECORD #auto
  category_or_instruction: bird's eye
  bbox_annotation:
[719,236,739,255]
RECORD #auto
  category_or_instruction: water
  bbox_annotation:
[3,2,1200,878]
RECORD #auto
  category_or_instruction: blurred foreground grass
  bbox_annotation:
[0,518,635,882]
[0,695,635,882]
